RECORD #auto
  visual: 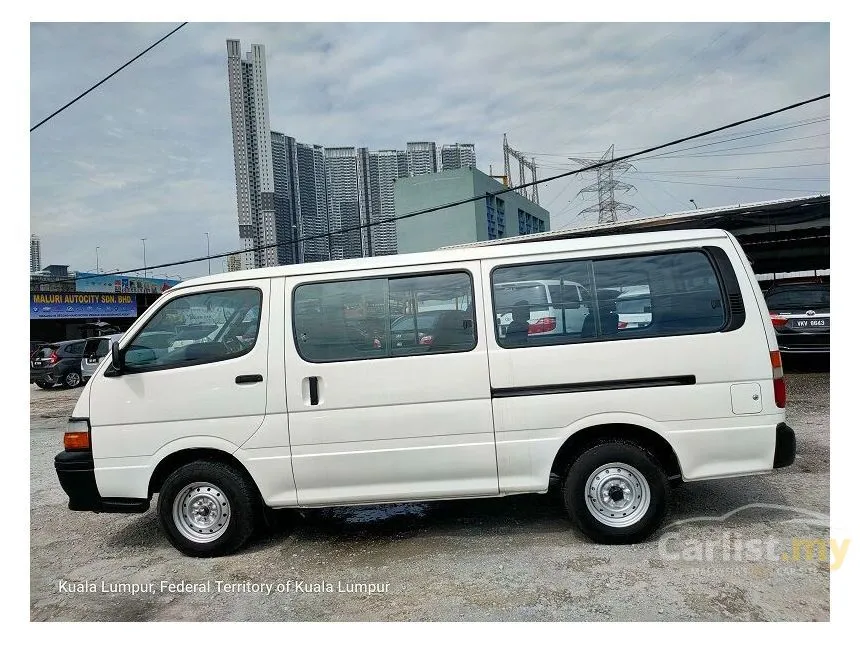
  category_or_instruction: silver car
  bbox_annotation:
[80,334,124,383]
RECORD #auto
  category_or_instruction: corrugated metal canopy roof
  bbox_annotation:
[444,193,829,274]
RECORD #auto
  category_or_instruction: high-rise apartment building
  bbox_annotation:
[324,148,365,260]
[30,234,42,273]
[295,143,331,263]
[226,253,243,272]
[406,142,438,176]
[441,143,477,171]
[227,40,478,264]
[227,40,278,269]
[270,131,299,265]
[365,150,409,256]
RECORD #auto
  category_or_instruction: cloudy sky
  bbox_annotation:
[30,22,830,280]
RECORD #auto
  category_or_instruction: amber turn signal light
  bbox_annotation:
[64,431,90,451]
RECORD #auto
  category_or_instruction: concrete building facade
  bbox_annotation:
[30,234,42,273]
[227,40,479,264]
[324,147,365,260]
[440,143,477,171]
[395,168,550,254]
[226,40,277,269]
[365,150,410,256]
[406,142,438,176]
[270,131,299,265]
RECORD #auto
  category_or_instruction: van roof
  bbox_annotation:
[178,228,731,291]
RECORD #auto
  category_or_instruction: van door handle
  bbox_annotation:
[308,376,320,405]
[235,374,263,384]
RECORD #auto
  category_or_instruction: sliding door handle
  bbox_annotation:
[308,376,320,405]
[235,374,263,384]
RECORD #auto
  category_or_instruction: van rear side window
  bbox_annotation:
[293,272,476,362]
[492,250,726,348]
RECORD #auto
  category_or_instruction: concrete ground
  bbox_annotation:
[30,361,830,621]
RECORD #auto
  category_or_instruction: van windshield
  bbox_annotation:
[495,284,548,309]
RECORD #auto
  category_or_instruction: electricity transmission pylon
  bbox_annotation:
[569,144,636,225]
[503,134,540,205]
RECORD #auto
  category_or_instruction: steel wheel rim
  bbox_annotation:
[66,372,80,387]
[584,462,651,528]
[172,481,231,543]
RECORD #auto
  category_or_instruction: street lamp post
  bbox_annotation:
[96,246,100,273]
[141,238,147,278]
[205,232,211,275]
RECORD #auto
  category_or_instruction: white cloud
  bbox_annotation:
[30,22,829,279]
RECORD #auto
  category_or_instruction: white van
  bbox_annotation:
[55,229,795,557]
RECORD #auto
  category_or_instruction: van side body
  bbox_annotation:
[55,229,795,555]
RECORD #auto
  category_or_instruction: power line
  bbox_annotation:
[639,130,828,160]
[623,162,829,174]
[632,174,829,181]
[30,22,189,132]
[34,93,830,286]
[531,126,829,167]
[522,115,829,159]
[634,176,829,192]
[647,145,830,160]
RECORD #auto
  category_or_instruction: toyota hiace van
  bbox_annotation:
[55,229,795,556]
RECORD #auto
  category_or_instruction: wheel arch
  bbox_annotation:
[550,423,682,483]
[148,447,264,503]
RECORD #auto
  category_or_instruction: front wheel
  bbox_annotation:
[62,371,82,388]
[563,441,669,544]
[157,461,258,557]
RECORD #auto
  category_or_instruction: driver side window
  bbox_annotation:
[124,288,262,371]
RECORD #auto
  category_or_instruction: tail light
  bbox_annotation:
[770,313,788,328]
[48,351,59,365]
[64,418,91,451]
[419,335,434,346]
[528,317,557,334]
[770,350,786,408]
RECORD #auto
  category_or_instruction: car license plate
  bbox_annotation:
[792,318,828,329]
[87,357,98,364]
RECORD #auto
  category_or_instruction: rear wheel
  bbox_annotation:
[562,441,669,544]
[157,460,257,557]
[34,380,54,390]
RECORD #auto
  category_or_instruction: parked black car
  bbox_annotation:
[30,339,87,388]
[765,282,830,354]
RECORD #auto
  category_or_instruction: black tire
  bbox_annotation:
[62,371,82,388]
[562,440,669,544]
[157,460,258,557]
[34,380,54,390]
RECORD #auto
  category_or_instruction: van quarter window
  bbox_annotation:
[492,250,726,348]
[294,271,476,362]
[123,288,262,371]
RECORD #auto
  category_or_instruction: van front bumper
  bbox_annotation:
[774,423,796,469]
[54,450,150,513]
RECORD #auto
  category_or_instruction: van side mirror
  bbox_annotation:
[110,342,123,374]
